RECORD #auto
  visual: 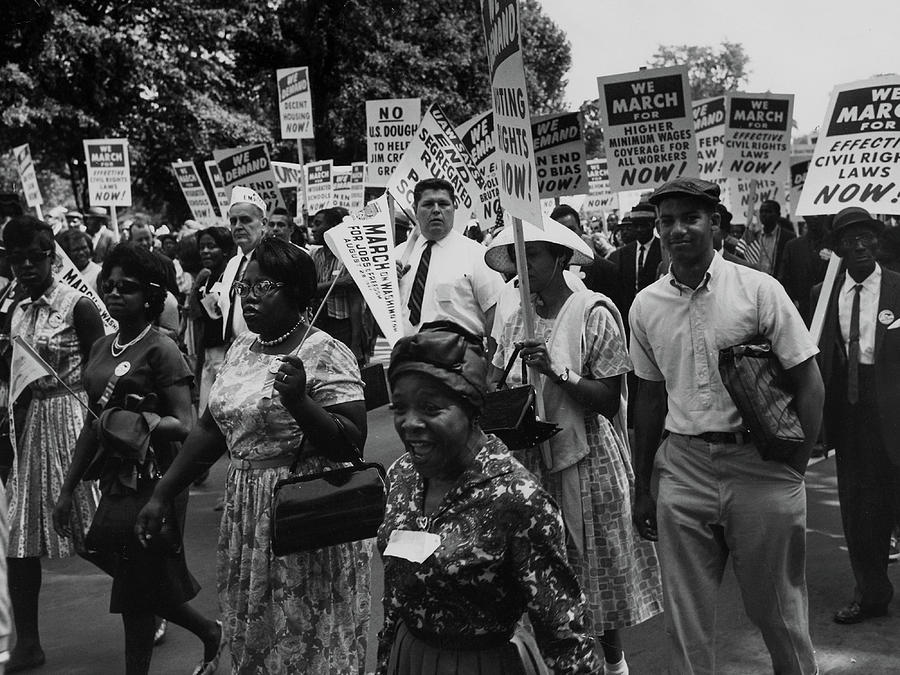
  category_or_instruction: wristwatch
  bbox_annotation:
[556,368,581,385]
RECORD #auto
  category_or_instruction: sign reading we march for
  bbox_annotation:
[276,67,314,139]
[598,65,698,192]
[83,138,132,205]
[798,76,900,216]
[481,0,542,227]
[722,93,793,195]
[172,161,217,225]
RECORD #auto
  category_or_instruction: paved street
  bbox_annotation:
[31,403,900,673]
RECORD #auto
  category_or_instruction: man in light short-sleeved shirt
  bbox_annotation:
[394,178,504,338]
[629,177,824,675]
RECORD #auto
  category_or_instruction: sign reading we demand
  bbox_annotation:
[598,65,698,192]
[798,76,900,216]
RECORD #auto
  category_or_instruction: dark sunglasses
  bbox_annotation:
[101,278,152,295]
[7,250,53,266]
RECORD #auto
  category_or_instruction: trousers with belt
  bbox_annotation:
[831,364,900,610]
[653,432,816,674]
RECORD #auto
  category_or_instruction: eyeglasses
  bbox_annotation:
[839,232,877,248]
[7,250,53,266]
[101,278,144,295]
[231,279,284,299]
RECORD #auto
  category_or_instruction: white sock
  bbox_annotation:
[605,654,629,675]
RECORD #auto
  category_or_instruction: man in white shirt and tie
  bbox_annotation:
[217,186,269,344]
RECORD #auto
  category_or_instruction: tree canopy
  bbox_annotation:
[1,0,570,221]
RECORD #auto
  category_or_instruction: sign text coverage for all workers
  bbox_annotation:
[598,65,698,192]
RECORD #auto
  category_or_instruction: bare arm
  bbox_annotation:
[784,355,824,475]
[151,382,195,443]
[632,378,667,541]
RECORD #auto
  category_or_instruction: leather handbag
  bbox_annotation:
[718,337,805,462]
[85,477,182,556]
[271,415,387,556]
[481,344,560,451]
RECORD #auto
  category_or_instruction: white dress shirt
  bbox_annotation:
[838,264,881,365]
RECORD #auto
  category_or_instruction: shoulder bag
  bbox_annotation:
[718,337,805,462]
[271,415,387,556]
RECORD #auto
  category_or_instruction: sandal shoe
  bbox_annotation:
[154,618,168,646]
[191,620,225,675]
[833,601,888,624]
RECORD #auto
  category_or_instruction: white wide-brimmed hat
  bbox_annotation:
[484,214,594,274]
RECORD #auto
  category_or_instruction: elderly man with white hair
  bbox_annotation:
[217,186,269,346]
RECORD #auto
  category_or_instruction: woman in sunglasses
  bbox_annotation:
[53,243,221,675]
[3,215,104,672]
[486,218,663,674]
[378,323,599,674]
[136,237,371,673]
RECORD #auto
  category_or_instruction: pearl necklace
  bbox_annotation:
[257,317,305,347]
[111,324,152,358]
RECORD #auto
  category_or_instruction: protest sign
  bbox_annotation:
[13,143,43,208]
[481,0,542,227]
[597,65,698,192]
[726,177,783,226]
[797,76,900,216]
[304,159,334,214]
[323,195,403,344]
[788,156,810,220]
[385,105,486,229]
[349,162,366,210]
[276,67,314,140]
[213,144,285,214]
[693,96,727,182]
[583,159,619,216]
[532,112,589,198]
[172,161,218,226]
[333,165,352,210]
[272,161,303,189]
[722,93,793,202]
[366,98,421,187]
[204,160,230,216]
[457,109,502,228]
[83,138,132,206]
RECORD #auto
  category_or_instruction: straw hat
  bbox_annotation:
[484,214,594,274]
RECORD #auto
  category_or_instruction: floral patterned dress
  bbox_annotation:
[494,299,664,633]
[208,330,372,674]
[8,283,99,558]
[377,436,599,674]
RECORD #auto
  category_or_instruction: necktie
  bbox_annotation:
[225,255,249,342]
[636,244,645,290]
[407,240,434,326]
[847,283,862,405]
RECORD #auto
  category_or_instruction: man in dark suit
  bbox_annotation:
[779,215,831,323]
[608,203,661,328]
[811,206,900,625]
[754,199,795,276]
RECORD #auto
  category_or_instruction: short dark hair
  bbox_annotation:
[3,215,55,251]
[313,207,347,232]
[761,199,781,213]
[271,207,291,218]
[197,226,236,258]
[100,243,167,320]
[550,204,580,227]
[254,237,317,312]
[56,228,94,255]
[413,178,455,208]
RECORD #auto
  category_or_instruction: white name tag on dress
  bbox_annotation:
[383,529,440,563]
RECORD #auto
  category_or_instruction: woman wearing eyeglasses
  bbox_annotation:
[3,215,104,672]
[53,243,221,675]
[136,237,371,674]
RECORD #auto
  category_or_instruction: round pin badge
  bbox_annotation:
[268,360,283,374]
[114,361,132,377]
[878,310,894,326]
[48,312,62,328]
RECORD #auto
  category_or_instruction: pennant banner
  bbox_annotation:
[323,195,403,345]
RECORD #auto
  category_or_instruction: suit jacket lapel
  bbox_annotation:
[874,271,899,361]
